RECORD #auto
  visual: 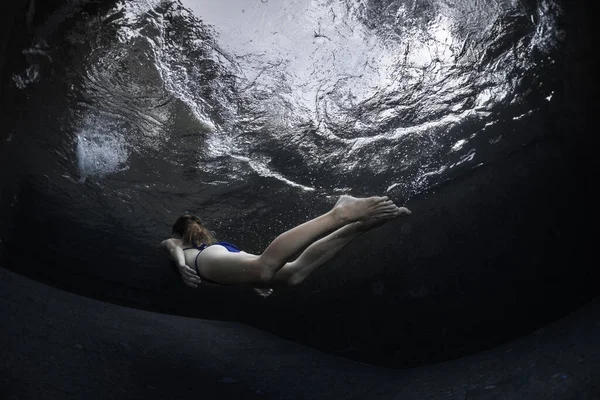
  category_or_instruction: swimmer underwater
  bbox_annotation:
[161,195,411,297]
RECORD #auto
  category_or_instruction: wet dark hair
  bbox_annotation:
[172,214,216,246]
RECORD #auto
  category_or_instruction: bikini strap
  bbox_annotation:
[181,244,226,285]
[182,243,208,251]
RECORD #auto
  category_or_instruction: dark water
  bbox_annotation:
[1,0,592,367]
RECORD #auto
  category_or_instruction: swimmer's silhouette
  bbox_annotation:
[161,196,411,298]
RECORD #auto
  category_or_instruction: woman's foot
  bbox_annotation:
[333,195,405,223]
[354,206,412,231]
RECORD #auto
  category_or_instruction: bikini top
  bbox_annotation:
[182,243,208,252]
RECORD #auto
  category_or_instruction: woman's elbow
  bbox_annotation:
[160,239,173,250]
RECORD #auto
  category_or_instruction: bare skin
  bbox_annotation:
[165,196,411,297]
[268,211,408,289]
[253,217,396,298]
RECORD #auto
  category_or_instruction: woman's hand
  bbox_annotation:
[178,263,201,288]
[162,238,201,288]
[253,288,274,298]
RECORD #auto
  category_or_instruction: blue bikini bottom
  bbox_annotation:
[183,242,241,285]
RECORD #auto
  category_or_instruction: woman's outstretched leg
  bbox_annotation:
[197,195,403,286]
[256,195,401,280]
[271,207,411,287]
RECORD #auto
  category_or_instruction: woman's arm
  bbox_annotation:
[161,238,186,267]
[161,238,201,288]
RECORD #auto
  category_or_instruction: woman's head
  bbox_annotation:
[172,214,216,246]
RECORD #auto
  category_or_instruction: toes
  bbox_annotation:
[377,206,411,218]
[375,200,395,209]
[372,196,389,203]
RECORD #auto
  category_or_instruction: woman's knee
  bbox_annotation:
[250,261,275,284]
[264,272,303,287]
[285,272,305,286]
[254,255,309,286]
[256,269,275,284]
[256,254,282,280]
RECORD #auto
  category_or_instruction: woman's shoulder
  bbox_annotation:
[167,238,184,247]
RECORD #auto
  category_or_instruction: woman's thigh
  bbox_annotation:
[196,245,263,285]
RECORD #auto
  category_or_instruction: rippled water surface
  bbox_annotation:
[10,0,561,227]
[2,0,566,276]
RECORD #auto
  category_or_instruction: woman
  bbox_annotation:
[161,195,411,295]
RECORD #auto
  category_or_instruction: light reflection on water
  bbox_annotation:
[18,0,562,207]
